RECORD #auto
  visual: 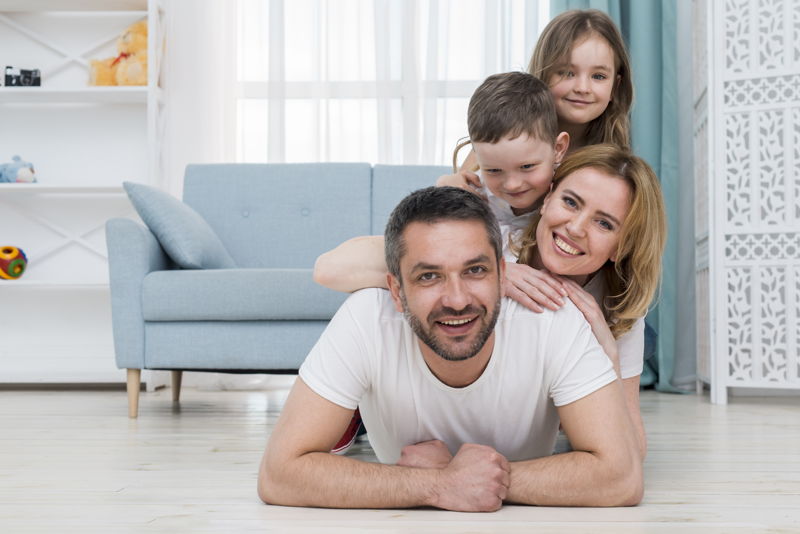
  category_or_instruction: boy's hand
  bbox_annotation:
[436,171,486,200]
[503,263,567,313]
[562,279,620,375]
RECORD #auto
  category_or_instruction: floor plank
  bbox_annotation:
[0,385,798,532]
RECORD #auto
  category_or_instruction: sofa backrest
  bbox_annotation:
[370,165,450,235]
[183,163,372,268]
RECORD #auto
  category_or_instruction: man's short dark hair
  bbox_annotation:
[384,186,502,279]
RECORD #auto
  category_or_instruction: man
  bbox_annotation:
[258,187,642,511]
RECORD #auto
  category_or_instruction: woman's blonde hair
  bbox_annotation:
[528,9,633,150]
[517,144,666,337]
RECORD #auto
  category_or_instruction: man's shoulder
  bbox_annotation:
[500,297,589,332]
[343,288,401,321]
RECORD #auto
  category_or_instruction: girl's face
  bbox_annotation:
[548,34,617,129]
[535,167,631,283]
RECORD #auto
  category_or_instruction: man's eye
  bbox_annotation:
[466,266,487,275]
[418,272,438,281]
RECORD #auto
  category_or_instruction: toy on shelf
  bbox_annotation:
[0,155,37,183]
[89,20,148,86]
[0,246,28,280]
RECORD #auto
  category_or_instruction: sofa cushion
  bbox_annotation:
[371,164,451,234]
[182,163,372,268]
[123,181,237,269]
[141,268,348,321]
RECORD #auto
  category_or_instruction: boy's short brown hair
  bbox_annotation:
[468,71,559,145]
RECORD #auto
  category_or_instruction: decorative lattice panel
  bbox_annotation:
[696,0,800,403]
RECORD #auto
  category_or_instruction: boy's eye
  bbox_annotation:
[483,168,501,174]
[520,163,536,170]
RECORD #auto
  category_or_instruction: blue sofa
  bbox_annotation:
[106,163,448,417]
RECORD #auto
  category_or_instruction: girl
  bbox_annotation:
[452,9,633,176]
[314,145,667,457]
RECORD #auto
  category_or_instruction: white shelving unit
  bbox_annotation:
[0,0,165,385]
[694,0,800,403]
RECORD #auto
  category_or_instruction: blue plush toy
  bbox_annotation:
[0,155,37,183]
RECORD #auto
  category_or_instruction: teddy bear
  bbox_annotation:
[89,20,148,86]
[0,155,37,183]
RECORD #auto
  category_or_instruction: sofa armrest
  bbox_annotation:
[106,218,173,370]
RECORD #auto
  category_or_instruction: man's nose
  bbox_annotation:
[441,277,470,311]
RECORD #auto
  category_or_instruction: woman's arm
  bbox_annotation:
[313,235,389,292]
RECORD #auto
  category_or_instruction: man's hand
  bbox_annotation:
[503,263,567,313]
[397,439,453,469]
[436,171,486,200]
[431,444,510,512]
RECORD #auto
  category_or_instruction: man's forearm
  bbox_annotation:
[506,449,643,507]
[260,451,439,509]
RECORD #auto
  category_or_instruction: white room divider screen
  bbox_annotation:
[694,0,800,404]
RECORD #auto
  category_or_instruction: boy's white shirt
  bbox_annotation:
[476,171,645,379]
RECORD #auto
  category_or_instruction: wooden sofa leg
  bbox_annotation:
[127,369,141,418]
[171,370,183,402]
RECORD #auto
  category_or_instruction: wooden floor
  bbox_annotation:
[1,384,799,533]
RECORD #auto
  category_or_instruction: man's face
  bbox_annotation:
[387,220,503,362]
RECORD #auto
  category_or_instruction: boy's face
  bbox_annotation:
[473,132,569,216]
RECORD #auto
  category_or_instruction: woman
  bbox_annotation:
[314,145,667,457]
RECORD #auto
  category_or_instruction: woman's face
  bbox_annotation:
[535,167,632,282]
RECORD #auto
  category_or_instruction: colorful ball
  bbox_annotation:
[0,246,27,280]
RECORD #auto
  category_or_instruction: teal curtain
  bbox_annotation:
[550,0,683,392]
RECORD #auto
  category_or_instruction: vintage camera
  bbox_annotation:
[4,66,42,87]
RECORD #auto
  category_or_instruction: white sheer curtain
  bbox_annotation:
[237,0,548,166]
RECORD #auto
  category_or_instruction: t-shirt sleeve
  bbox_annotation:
[298,291,375,410]
[546,303,618,407]
[617,316,645,379]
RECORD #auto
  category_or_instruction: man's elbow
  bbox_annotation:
[610,456,644,506]
[257,457,292,506]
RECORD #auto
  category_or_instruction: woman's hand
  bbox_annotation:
[436,170,486,200]
[562,279,620,376]
[503,263,567,313]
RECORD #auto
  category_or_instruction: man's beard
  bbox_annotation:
[401,291,501,362]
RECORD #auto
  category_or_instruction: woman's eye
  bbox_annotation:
[562,196,577,208]
[597,219,614,231]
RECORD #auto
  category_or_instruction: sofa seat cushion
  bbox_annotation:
[142,269,348,321]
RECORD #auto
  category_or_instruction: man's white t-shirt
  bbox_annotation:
[300,288,617,464]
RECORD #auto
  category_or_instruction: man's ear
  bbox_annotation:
[553,132,570,164]
[387,272,404,313]
[498,256,506,286]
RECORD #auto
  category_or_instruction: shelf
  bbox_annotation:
[0,87,150,104]
[0,184,124,194]
[0,0,147,11]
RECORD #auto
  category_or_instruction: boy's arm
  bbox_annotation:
[258,378,510,511]
[505,381,643,507]
[313,236,389,292]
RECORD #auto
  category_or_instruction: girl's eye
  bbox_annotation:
[592,73,608,80]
